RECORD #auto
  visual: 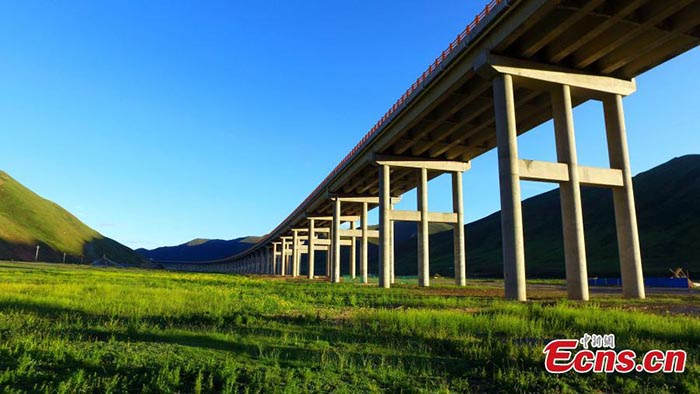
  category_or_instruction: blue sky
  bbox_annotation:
[0,1,698,249]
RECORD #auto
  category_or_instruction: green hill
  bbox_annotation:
[0,171,146,266]
[389,155,700,278]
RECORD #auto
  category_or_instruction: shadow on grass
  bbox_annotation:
[0,298,488,375]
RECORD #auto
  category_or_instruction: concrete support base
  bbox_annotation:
[552,84,589,301]
[604,95,645,299]
[417,167,430,287]
[332,198,341,283]
[493,74,527,301]
[361,202,369,284]
[379,164,392,288]
[452,171,466,286]
[307,219,316,279]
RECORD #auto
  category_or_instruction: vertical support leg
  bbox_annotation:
[350,221,357,279]
[332,198,341,283]
[452,171,466,286]
[552,84,589,301]
[361,201,369,284]
[379,164,392,288]
[292,232,299,278]
[493,74,527,301]
[417,167,430,287]
[604,95,645,299]
[390,202,396,284]
[272,243,278,275]
[281,239,287,277]
[308,219,316,279]
[325,242,331,280]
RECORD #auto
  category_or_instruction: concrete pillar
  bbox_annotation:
[417,167,430,287]
[350,221,357,279]
[552,84,589,301]
[493,74,527,301]
[292,231,299,278]
[452,171,466,286]
[604,94,645,299]
[390,202,396,285]
[280,238,287,277]
[325,245,331,280]
[379,164,392,288]
[361,201,369,284]
[332,198,341,283]
[272,243,278,275]
[308,219,316,279]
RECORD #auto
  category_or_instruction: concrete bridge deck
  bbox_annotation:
[179,0,700,300]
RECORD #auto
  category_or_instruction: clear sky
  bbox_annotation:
[0,1,698,250]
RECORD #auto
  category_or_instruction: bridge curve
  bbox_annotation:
[177,0,700,301]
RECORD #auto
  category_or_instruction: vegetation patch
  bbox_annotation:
[0,262,698,393]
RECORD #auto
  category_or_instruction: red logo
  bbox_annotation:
[543,334,686,374]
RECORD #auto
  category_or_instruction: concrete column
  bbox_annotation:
[604,94,645,299]
[552,84,589,301]
[417,167,430,287]
[493,74,527,301]
[379,164,392,288]
[272,243,278,275]
[332,198,341,283]
[361,201,369,284]
[390,202,396,285]
[308,219,316,279]
[452,171,466,286]
[350,221,357,279]
[292,231,299,278]
[280,238,287,277]
[325,245,331,280]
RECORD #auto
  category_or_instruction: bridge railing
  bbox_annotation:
[234,0,506,261]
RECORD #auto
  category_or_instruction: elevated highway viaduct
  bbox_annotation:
[172,0,700,301]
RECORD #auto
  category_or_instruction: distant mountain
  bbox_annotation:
[387,154,700,278]
[0,171,146,266]
[137,236,261,262]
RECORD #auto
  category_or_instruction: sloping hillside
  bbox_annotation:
[136,237,260,262]
[0,171,146,266]
[391,155,700,278]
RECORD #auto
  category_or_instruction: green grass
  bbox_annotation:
[0,262,698,393]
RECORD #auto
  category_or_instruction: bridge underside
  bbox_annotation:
[182,0,700,301]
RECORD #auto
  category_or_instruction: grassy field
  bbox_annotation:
[0,262,698,393]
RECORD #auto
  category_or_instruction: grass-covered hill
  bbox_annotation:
[0,171,146,266]
[136,236,260,262]
[390,154,700,278]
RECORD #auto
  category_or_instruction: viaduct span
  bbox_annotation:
[168,0,700,301]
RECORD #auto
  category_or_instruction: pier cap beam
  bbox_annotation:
[475,52,637,99]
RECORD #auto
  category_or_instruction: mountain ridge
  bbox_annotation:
[0,171,146,266]
[136,236,261,262]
